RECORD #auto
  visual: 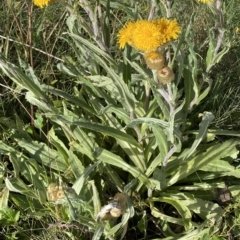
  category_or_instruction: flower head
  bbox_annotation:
[117,18,181,52]
[131,20,162,52]
[198,0,214,3]
[33,0,54,8]
[117,22,135,49]
[154,18,181,45]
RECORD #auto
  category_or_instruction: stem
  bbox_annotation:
[157,88,171,102]
[157,87,174,114]
[78,0,110,53]
[148,0,157,21]
[144,80,151,112]
[162,145,177,168]
[166,0,172,18]
[27,1,34,126]
[130,110,142,142]
[206,0,224,73]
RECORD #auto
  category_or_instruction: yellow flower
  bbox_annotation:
[198,0,213,3]
[131,20,162,52]
[154,18,181,45]
[33,0,54,8]
[117,18,181,52]
[117,22,135,49]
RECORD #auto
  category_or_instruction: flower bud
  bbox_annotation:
[157,66,174,84]
[96,192,127,221]
[144,51,165,70]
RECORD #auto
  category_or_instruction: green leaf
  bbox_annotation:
[9,152,22,178]
[0,188,9,220]
[90,180,101,218]
[17,139,68,172]
[0,141,20,154]
[206,30,215,67]
[181,198,223,222]
[206,29,231,68]
[183,40,199,111]
[137,210,147,234]
[148,200,185,226]
[72,161,100,195]
[148,77,170,119]
[0,207,20,225]
[208,129,240,137]
[92,224,104,240]
[103,165,124,190]
[127,117,168,129]
[99,105,130,124]
[5,178,37,199]
[0,56,49,103]
[213,41,231,64]
[68,149,85,178]
[185,112,215,158]
[196,75,213,104]
[68,33,115,66]
[25,91,56,112]
[146,126,168,176]
[94,148,151,188]
[228,185,240,202]
[10,194,32,210]
[168,98,185,144]
[117,139,146,172]
[48,114,140,148]
[148,196,192,231]
[48,127,69,162]
[200,159,240,178]
[167,139,239,186]
[43,85,94,114]
[177,227,212,240]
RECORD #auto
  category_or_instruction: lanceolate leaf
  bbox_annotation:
[17,139,68,172]
[0,57,49,103]
[92,225,104,240]
[200,159,240,178]
[68,33,115,66]
[90,180,101,218]
[88,97,146,171]
[25,91,56,113]
[148,197,192,231]
[148,200,185,226]
[94,148,151,188]
[127,117,168,129]
[184,39,199,110]
[148,77,170,119]
[181,198,223,222]
[48,127,69,162]
[43,86,94,114]
[117,140,146,172]
[146,125,168,176]
[5,178,37,199]
[73,162,100,195]
[185,112,215,159]
[47,114,140,148]
[0,188,9,210]
[167,139,239,186]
